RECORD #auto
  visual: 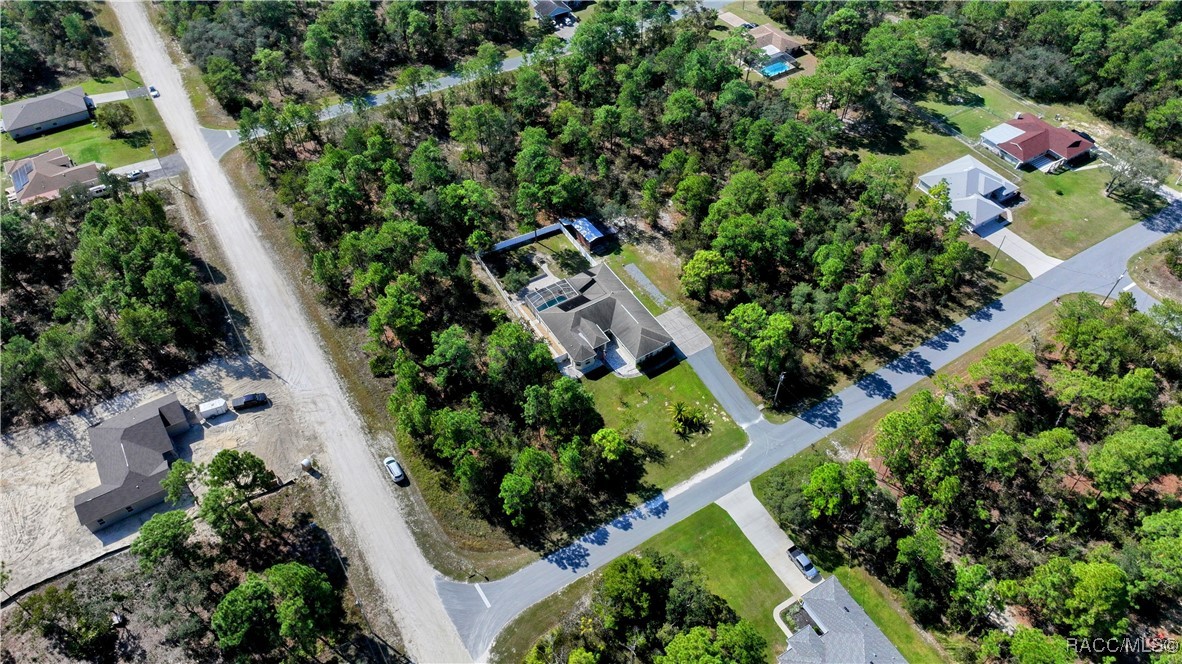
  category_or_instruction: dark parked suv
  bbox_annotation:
[231,393,268,410]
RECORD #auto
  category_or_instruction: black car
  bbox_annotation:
[232,393,268,410]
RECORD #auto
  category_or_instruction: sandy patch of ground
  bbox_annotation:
[0,355,316,596]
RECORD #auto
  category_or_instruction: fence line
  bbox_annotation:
[893,93,1025,182]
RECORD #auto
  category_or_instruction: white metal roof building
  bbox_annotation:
[918,155,1020,230]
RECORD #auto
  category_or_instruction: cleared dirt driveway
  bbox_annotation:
[0,356,306,595]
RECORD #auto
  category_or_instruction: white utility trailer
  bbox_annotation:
[198,398,229,419]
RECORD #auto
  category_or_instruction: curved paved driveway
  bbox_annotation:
[441,200,1182,661]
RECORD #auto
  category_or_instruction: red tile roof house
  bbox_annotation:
[980,114,1095,172]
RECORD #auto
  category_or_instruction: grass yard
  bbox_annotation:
[489,574,596,664]
[642,504,789,662]
[1010,164,1155,259]
[833,567,946,664]
[919,78,1048,142]
[1129,236,1182,303]
[866,121,1157,260]
[1,95,174,168]
[585,361,748,491]
[78,70,144,96]
[720,1,778,27]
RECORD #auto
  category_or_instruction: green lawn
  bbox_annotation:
[1010,164,1156,259]
[919,80,1044,142]
[584,361,747,491]
[721,1,778,26]
[867,122,1156,260]
[1,95,174,168]
[78,70,144,96]
[833,567,946,664]
[641,504,788,662]
[489,575,596,663]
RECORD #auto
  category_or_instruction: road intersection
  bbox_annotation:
[110,1,1181,658]
[440,198,1182,661]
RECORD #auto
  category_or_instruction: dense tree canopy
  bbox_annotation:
[529,551,764,664]
[160,0,531,114]
[2,190,221,429]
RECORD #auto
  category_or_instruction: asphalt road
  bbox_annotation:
[110,2,1182,659]
[441,199,1182,661]
[203,54,527,158]
[109,2,470,661]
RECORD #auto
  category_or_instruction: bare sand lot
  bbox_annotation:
[1,355,316,595]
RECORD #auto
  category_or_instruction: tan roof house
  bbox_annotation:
[0,86,92,140]
[750,24,806,57]
[5,148,104,206]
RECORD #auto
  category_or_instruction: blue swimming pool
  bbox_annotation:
[761,61,792,77]
[535,295,568,312]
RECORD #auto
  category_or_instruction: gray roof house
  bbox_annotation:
[527,264,673,373]
[778,577,907,664]
[533,0,573,20]
[74,394,190,531]
[0,86,92,140]
[918,155,1019,231]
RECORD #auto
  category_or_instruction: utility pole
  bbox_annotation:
[1101,271,1126,305]
[309,522,389,664]
[989,234,1006,270]
[773,371,786,407]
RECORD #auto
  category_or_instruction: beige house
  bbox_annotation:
[5,148,104,206]
[750,24,806,57]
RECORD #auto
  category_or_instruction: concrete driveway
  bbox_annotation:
[87,87,148,105]
[976,219,1063,278]
[716,483,819,600]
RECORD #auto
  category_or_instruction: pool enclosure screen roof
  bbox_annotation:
[526,279,579,311]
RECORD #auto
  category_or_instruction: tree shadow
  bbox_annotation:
[1109,186,1171,221]
[839,118,916,155]
[120,130,153,149]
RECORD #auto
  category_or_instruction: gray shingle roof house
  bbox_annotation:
[4,148,103,206]
[528,264,673,373]
[533,0,573,20]
[0,86,92,140]
[918,155,1019,231]
[778,577,906,664]
[74,394,190,531]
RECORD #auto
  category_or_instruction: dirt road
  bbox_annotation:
[108,2,470,661]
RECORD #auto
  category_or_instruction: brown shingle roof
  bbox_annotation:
[749,24,805,54]
[4,148,103,206]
